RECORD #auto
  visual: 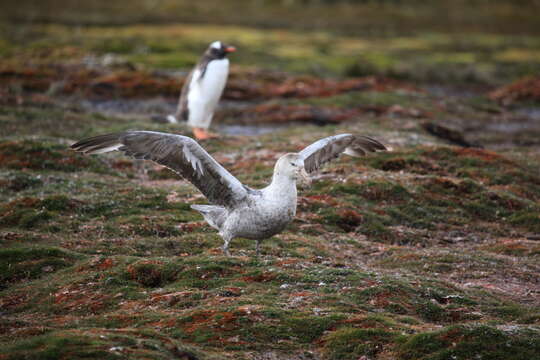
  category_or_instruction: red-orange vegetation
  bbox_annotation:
[260,76,419,99]
[240,272,277,282]
[299,195,339,208]
[438,326,465,342]
[338,209,363,222]
[53,284,109,313]
[489,76,540,105]
[249,103,361,124]
[275,258,300,267]
[97,258,115,270]
[456,148,506,162]
[370,291,393,308]
[340,315,393,329]
[126,260,163,280]
[0,292,31,310]
[111,159,134,170]
[289,291,314,298]
[1,63,421,101]
[88,71,180,98]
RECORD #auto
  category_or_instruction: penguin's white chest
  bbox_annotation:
[187,59,229,128]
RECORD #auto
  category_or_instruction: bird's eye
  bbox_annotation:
[290,162,296,166]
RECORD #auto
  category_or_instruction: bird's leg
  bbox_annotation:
[193,128,219,140]
[255,240,261,258]
[134,159,148,180]
[222,235,232,257]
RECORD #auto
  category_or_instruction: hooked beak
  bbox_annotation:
[225,46,236,53]
[298,167,312,188]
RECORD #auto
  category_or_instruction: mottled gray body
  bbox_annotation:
[222,179,297,240]
[71,131,386,256]
[190,161,298,255]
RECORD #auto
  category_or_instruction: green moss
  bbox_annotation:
[358,212,393,242]
[2,329,201,360]
[286,314,345,343]
[174,262,240,290]
[0,247,82,287]
[357,181,411,202]
[0,139,110,173]
[388,203,446,229]
[2,209,51,230]
[415,301,449,323]
[508,210,540,232]
[3,332,119,360]
[2,172,43,192]
[366,153,436,174]
[41,194,77,212]
[486,303,534,322]
[19,209,53,229]
[126,260,179,287]
[398,325,540,360]
[323,327,398,360]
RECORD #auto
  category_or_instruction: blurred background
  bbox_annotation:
[2,0,540,143]
[2,0,540,82]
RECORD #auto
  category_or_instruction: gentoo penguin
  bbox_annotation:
[167,41,236,140]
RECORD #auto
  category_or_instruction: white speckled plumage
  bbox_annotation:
[71,131,386,256]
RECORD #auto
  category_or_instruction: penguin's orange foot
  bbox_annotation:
[193,128,219,140]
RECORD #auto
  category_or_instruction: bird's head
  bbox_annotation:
[207,41,236,59]
[275,153,311,187]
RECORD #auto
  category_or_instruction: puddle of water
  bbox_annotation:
[74,98,291,136]
[516,107,540,121]
[216,124,287,136]
[79,98,176,115]
[486,122,539,132]
[485,107,540,133]
[423,85,483,98]
[72,98,297,136]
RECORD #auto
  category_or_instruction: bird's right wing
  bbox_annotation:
[71,131,248,208]
[299,134,387,173]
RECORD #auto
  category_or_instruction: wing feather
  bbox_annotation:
[71,131,247,208]
[299,134,386,173]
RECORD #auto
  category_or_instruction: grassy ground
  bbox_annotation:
[1,11,540,360]
[2,22,540,84]
[2,0,540,35]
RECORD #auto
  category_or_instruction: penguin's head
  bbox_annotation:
[206,41,236,59]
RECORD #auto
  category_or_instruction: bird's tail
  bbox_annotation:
[191,205,226,230]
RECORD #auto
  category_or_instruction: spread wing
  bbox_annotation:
[299,134,387,173]
[71,131,248,207]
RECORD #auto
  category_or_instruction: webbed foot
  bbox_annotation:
[193,128,219,140]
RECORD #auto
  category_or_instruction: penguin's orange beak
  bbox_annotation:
[225,46,236,53]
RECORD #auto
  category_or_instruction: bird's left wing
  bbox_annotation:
[299,134,387,173]
[71,131,248,208]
